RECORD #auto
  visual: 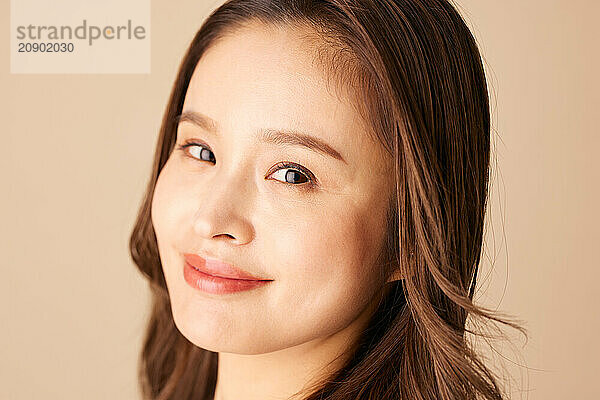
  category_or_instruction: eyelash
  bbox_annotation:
[175,139,318,192]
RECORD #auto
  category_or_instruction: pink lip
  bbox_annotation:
[182,253,273,295]
[183,253,269,280]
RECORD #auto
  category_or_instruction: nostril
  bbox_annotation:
[214,233,235,239]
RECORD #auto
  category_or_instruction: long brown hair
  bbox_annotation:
[129,1,527,399]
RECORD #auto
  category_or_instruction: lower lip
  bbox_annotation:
[183,261,272,294]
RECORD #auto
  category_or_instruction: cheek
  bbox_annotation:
[150,160,193,242]
[150,161,192,277]
[267,200,387,333]
[150,165,175,242]
[317,207,385,294]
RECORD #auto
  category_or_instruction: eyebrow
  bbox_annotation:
[176,110,347,164]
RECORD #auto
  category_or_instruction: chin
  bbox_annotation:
[172,314,292,355]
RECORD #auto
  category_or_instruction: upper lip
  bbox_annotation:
[183,253,272,281]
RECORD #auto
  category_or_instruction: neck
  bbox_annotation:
[212,289,383,400]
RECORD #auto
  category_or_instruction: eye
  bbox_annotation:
[267,161,314,186]
[177,141,215,163]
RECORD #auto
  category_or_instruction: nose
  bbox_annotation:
[191,165,255,245]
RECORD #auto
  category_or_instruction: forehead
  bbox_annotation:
[182,23,387,170]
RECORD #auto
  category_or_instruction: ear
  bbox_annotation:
[385,268,404,283]
[385,251,415,283]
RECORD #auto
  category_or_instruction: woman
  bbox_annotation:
[129,0,526,399]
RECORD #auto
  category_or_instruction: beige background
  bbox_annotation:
[1,1,598,399]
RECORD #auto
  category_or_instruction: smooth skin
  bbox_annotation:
[151,22,401,400]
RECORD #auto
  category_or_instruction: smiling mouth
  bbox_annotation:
[182,252,273,281]
[187,262,271,281]
[182,259,273,294]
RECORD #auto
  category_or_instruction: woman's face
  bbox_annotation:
[151,23,395,354]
